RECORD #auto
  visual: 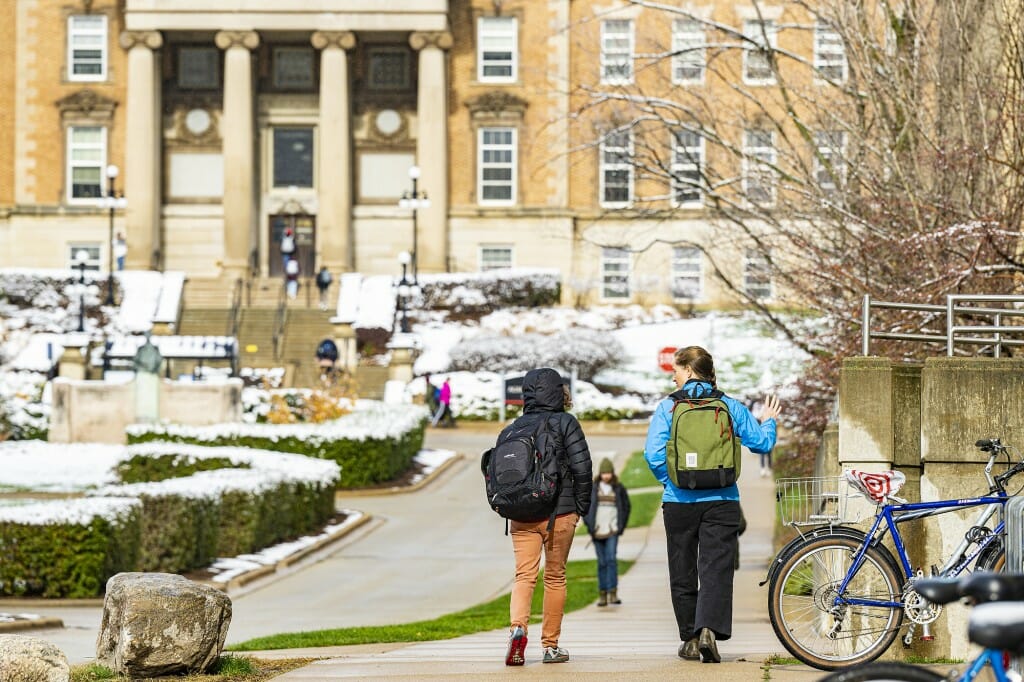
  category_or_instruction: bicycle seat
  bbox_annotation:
[913,577,962,605]
[960,572,1024,604]
[969,602,1024,654]
[844,469,907,504]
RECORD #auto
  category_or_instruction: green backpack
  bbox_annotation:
[666,390,741,490]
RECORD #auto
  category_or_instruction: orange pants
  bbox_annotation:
[509,512,578,648]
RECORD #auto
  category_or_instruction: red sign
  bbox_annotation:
[658,347,677,373]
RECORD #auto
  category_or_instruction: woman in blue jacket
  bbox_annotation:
[645,346,780,664]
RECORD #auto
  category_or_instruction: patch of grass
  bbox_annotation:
[619,450,659,489]
[764,654,801,666]
[626,491,662,529]
[229,558,634,651]
[904,656,964,665]
[69,656,313,681]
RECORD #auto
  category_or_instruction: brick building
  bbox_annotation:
[0,0,861,307]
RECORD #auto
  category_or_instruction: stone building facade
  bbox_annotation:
[0,0,848,307]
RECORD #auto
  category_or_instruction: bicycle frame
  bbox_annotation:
[835,494,1007,610]
[958,648,1013,682]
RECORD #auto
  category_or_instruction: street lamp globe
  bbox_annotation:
[106,164,119,179]
[398,251,411,266]
[75,249,90,265]
[408,165,421,180]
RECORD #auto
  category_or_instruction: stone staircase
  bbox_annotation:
[237,308,279,368]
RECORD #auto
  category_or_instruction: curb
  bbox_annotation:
[208,512,376,594]
[341,453,464,498]
[0,616,64,633]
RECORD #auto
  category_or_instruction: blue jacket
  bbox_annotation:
[644,380,776,503]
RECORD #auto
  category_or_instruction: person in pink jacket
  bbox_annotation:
[431,377,456,428]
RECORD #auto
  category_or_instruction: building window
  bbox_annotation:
[67,244,102,271]
[479,245,514,271]
[478,127,516,204]
[672,19,705,84]
[601,247,631,300]
[272,128,314,188]
[743,19,776,83]
[178,47,220,89]
[744,249,772,300]
[273,47,315,90]
[600,130,633,207]
[815,21,847,82]
[367,47,411,90]
[67,126,105,201]
[672,247,703,300]
[744,130,776,205]
[478,16,517,82]
[815,130,846,193]
[671,129,703,207]
[68,15,107,81]
[601,19,634,84]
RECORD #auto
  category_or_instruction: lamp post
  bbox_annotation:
[75,249,89,332]
[397,251,412,334]
[398,165,430,283]
[103,164,127,305]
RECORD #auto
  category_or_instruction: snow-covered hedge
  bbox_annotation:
[0,498,140,598]
[0,442,339,596]
[0,372,49,440]
[415,269,560,317]
[126,401,429,488]
[447,328,624,380]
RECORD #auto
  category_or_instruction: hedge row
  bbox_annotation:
[0,500,141,598]
[415,269,561,317]
[0,447,339,597]
[126,417,427,489]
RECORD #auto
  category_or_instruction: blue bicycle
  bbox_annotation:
[820,572,1024,681]
[767,438,1023,670]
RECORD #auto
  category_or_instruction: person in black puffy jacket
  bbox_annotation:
[502,367,592,667]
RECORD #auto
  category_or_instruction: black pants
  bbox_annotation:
[663,500,741,642]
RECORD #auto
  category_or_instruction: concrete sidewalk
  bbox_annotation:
[266,460,821,680]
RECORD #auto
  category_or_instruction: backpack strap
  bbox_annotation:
[537,415,561,533]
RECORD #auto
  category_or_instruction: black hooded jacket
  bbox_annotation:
[496,367,593,517]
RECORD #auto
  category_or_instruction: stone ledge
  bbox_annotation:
[0,616,64,633]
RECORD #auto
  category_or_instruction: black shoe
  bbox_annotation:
[678,638,700,660]
[698,627,721,663]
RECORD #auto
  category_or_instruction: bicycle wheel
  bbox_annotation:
[819,661,944,681]
[976,538,1005,572]
[768,535,904,670]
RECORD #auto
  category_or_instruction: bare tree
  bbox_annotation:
[566,0,1024,471]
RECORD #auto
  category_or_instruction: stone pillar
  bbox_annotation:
[388,346,414,384]
[332,321,357,373]
[58,345,87,380]
[120,31,163,270]
[837,357,896,470]
[409,31,452,273]
[312,31,356,272]
[215,31,260,278]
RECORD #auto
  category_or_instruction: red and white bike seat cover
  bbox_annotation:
[844,469,907,504]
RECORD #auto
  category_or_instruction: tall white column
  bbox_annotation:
[409,31,452,273]
[215,30,260,277]
[312,31,356,272]
[120,31,163,270]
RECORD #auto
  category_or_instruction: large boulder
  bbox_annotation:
[96,572,232,677]
[0,634,69,682]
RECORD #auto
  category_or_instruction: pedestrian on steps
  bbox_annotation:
[315,266,333,311]
[644,346,780,664]
[285,257,300,299]
[280,228,296,271]
[583,457,631,607]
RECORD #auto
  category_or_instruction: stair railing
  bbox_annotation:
[228,277,243,339]
[272,280,288,362]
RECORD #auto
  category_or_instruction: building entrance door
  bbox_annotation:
[270,215,315,277]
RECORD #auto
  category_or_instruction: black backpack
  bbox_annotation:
[480,415,563,533]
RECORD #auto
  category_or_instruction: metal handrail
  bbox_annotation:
[861,294,1024,356]
[227,277,242,339]
[272,281,288,361]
